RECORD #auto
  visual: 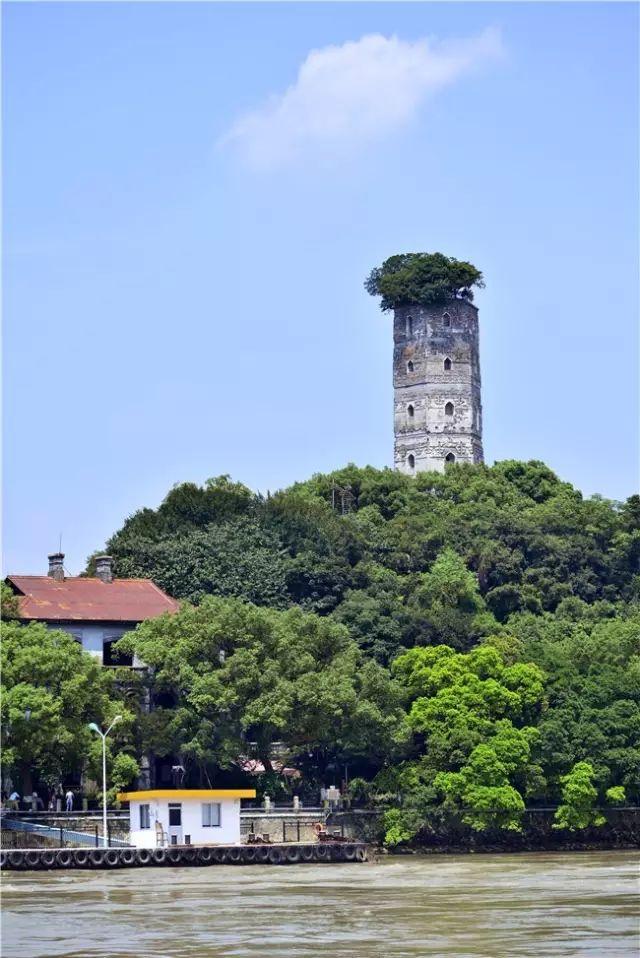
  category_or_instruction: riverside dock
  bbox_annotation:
[1,841,369,870]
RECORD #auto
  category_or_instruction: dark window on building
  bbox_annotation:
[406,316,413,337]
[154,690,177,709]
[445,453,456,464]
[407,360,414,373]
[103,637,133,668]
[139,804,150,829]
[408,454,415,470]
[168,804,182,827]
[445,402,454,417]
[444,358,452,371]
[443,312,451,327]
[407,404,414,418]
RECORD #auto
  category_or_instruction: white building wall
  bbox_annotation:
[128,798,241,848]
[54,623,131,662]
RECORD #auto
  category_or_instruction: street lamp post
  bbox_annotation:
[88,716,122,847]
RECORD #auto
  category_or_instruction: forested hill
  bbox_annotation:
[5,460,637,842]
[79,460,639,837]
[98,461,639,664]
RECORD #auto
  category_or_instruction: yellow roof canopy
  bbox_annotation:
[117,789,256,802]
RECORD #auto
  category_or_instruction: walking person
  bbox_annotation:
[65,788,74,812]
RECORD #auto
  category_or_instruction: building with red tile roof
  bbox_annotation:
[5,553,178,666]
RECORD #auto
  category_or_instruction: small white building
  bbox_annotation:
[117,789,256,848]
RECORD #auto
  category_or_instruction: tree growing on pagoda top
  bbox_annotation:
[365,252,484,312]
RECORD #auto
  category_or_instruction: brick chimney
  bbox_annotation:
[48,553,65,581]
[95,555,114,584]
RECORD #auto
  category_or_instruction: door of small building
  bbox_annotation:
[168,803,183,845]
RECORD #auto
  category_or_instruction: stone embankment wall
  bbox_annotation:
[1,831,52,850]
[328,807,640,851]
[240,812,326,844]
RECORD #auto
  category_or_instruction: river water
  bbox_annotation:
[2,851,637,957]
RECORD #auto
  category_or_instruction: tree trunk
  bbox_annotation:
[20,766,33,798]
[258,749,274,775]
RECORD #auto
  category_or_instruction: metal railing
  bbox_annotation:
[240,804,324,813]
[240,816,332,843]
[2,809,129,819]
[2,817,130,848]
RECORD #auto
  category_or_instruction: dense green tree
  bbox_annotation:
[86,459,639,828]
[509,610,640,799]
[434,737,527,832]
[96,462,639,621]
[333,586,407,665]
[365,252,484,310]
[107,516,289,606]
[1,622,136,793]
[408,548,499,649]
[1,581,20,620]
[117,596,407,786]
[382,807,423,848]
[109,753,140,801]
[553,762,605,830]
[380,646,544,843]
[394,644,544,740]
[605,785,626,805]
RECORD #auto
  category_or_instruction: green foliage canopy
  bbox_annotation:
[101,462,638,652]
[375,645,546,844]
[508,608,640,798]
[553,761,605,830]
[365,252,485,311]
[1,581,20,620]
[58,458,638,836]
[117,596,408,784]
[1,621,136,792]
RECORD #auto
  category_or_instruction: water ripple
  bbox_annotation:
[2,851,638,958]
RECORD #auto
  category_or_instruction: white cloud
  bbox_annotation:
[219,29,503,170]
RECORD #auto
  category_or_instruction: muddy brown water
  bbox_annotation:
[2,851,638,957]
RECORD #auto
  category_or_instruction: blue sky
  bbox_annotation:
[3,2,638,575]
